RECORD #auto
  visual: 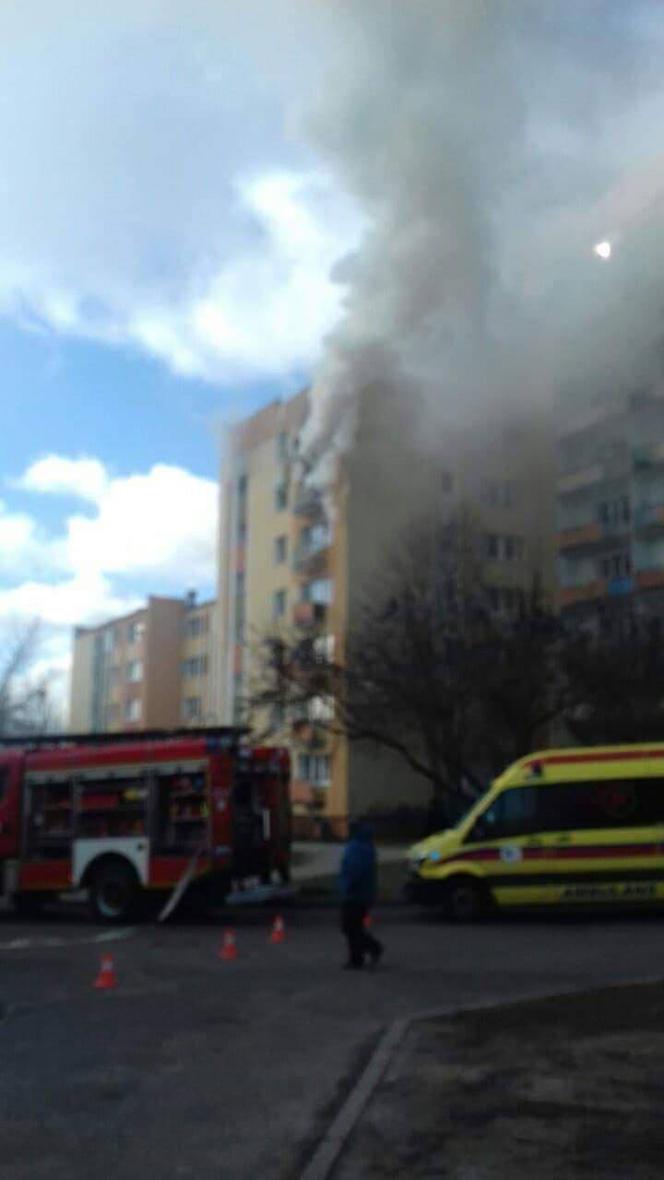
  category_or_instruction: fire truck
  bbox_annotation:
[0,727,291,922]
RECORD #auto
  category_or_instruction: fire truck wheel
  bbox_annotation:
[89,859,140,923]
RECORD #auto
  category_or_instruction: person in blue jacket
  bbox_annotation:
[339,820,384,969]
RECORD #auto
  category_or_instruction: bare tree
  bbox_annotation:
[251,512,568,820]
[0,621,54,737]
[562,612,664,744]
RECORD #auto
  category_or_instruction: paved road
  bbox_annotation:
[3,905,664,1179]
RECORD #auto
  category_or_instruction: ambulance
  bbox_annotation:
[406,744,664,920]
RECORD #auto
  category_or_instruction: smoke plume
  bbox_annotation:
[299,1,664,475]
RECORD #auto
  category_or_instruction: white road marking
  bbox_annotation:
[0,927,137,951]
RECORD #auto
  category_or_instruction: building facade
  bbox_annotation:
[556,385,664,624]
[216,392,338,828]
[215,386,556,835]
[70,594,216,733]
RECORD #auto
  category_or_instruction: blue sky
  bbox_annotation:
[2,0,664,704]
[0,1,362,694]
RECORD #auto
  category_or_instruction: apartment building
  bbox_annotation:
[216,392,337,823]
[556,384,664,623]
[216,385,555,835]
[69,593,216,732]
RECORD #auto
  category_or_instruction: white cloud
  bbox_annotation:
[0,2,363,382]
[16,455,109,503]
[1,451,218,722]
[1,456,217,630]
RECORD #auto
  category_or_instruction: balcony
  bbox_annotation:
[633,442,664,471]
[557,520,630,553]
[293,528,332,574]
[636,568,664,591]
[556,522,601,551]
[557,465,604,496]
[293,485,325,518]
[293,601,327,628]
[634,503,664,533]
[558,580,607,609]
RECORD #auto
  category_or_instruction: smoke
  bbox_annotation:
[298,1,664,477]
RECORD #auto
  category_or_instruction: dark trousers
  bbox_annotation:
[341,901,383,967]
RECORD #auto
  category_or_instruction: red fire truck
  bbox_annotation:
[0,728,291,922]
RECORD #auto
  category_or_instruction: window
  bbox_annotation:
[272,589,287,620]
[484,534,500,560]
[469,786,539,841]
[600,551,631,579]
[313,634,335,662]
[274,535,288,564]
[597,497,631,527]
[270,702,285,730]
[127,620,144,644]
[182,656,208,678]
[185,614,208,638]
[301,578,332,605]
[470,778,664,843]
[102,629,115,653]
[183,696,202,721]
[0,768,7,805]
[276,431,289,461]
[125,698,142,722]
[481,480,514,508]
[503,535,524,562]
[485,534,524,562]
[296,753,331,786]
[274,483,288,511]
[309,695,335,722]
[126,660,143,683]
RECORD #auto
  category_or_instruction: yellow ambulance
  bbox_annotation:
[406,744,664,920]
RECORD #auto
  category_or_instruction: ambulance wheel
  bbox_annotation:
[90,859,140,923]
[444,877,487,923]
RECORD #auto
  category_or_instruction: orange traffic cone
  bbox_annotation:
[218,928,238,961]
[94,953,117,990]
[269,914,286,944]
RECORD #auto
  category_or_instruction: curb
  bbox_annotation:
[298,973,664,1180]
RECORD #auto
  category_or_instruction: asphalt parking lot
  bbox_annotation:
[3,903,664,1179]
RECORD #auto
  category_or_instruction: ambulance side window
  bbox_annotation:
[469,786,539,841]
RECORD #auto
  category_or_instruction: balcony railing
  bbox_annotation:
[557,520,630,552]
[633,443,664,470]
[558,580,607,609]
[636,568,664,591]
[556,522,601,551]
[557,465,604,495]
[293,485,325,518]
[292,601,327,627]
[293,530,332,572]
[634,503,664,531]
